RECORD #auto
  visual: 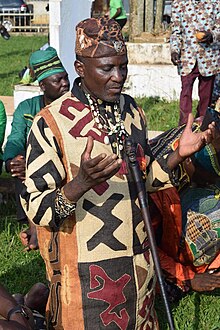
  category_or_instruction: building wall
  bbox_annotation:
[125,43,198,100]
[49,0,92,85]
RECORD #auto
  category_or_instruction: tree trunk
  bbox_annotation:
[145,0,154,32]
[154,0,163,33]
[129,0,145,41]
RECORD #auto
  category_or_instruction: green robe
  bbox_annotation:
[3,95,43,162]
[0,100,6,165]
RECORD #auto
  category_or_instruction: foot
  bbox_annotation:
[24,283,49,315]
[20,221,38,251]
[12,293,25,305]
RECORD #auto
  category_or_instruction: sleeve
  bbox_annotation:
[20,115,67,229]
[3,101,29,161]
[158,248,195,291]
[212,1,220,43]
[134,105,176,192]
[111,0,118,7]
[0,101,6,159]
[169,0,183,53]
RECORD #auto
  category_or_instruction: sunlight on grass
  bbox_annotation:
[0,35,47,95]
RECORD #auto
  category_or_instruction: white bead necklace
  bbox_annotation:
[85,93,128,156]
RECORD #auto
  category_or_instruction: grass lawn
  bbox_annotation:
[0,35,219,329]
[0,34,47,96]
[0,208,219,329]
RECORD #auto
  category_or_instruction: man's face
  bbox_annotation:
[76,54,128,103]
[40,72,70,102]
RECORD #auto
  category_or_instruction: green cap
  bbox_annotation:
[29,46,66,82]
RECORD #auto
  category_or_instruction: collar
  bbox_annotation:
[40,94,46,108]
[71,77,89,105]
[71,77,120,109]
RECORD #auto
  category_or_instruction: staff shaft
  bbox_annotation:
[126,139,175,330]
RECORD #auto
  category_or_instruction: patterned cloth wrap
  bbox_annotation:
[180,183,220,266]
[149,109,220,267]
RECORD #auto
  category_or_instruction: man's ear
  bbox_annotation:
[74,60,85,78]
[39,81,46,92]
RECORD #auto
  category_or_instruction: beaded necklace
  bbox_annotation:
[85,93,128,157]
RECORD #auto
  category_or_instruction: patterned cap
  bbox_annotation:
[29,46,66,82]
[75,17,127,58]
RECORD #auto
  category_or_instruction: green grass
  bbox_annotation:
[136,96,198,131]
[0,34,47,95]
[0,209,46,294]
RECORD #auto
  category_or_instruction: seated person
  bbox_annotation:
[149,107,220,299]
[0,283,34,330]
[0,282,48,329]
[3,47,69,250]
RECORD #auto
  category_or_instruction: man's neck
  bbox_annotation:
[43,95,52,106]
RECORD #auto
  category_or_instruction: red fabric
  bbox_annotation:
[149,187,214,290]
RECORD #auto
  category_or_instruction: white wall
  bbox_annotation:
[125,64,199,101]
[49,0,93,85]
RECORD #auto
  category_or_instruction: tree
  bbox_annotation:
[129,0,144,40]
[154,0,164,32]
[129,0,165,40]
[145,0,154,33]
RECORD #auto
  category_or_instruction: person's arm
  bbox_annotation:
[109,0,122,19]
[209,1,220,43]
[21,115,122,228]
[146,114,215,192]
[0,284,33,330]
[20,116,66,228]
[3,101,29,165]
[158,248,220,292]
[0,101,6,150]
[0,101,6,173]
[111,7,122,20]
[170,0,182,65]
[167,114,215,170]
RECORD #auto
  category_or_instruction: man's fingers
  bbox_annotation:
[185,113,194,129]
[91,159,122,182]
[82,136,94,161]
[87,154,119,172]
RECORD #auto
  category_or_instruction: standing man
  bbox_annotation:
[170,0,220,125]
[108,0,127,29]
[4,46,69,249]
[21,17,214,329]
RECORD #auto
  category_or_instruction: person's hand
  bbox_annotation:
[190,272,220,292]
[9,155,26,180]
[198,31,213,44]
[210,125,220,152]
[177,113,215,159]
[77,136,122,191]
[171,52,180,66]
[63,136,122,201]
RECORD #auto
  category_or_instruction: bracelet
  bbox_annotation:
[55,187,76,220]
[7,305,29,321]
